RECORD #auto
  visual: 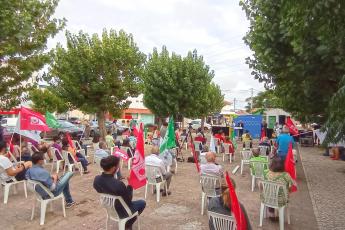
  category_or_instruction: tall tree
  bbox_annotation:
[46,29,145,138]
[240,0,345,142]
[143,46,221,121]
[245,90,282,112]
[0,0,65,109]
[29,88,68,114]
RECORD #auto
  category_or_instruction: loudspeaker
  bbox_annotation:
[278,115,286,125]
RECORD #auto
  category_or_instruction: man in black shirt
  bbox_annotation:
[93,156,146,230]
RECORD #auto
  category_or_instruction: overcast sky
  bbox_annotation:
[48,0,265,109]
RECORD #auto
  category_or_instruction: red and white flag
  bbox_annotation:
[20,107,50,131]
[285,143,297,192]
[225,171,248,230]
[113,147,129,161]
[286,117,299,136]
[128,123,146,189]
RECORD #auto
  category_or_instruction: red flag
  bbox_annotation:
[113,147,129,161]
[20,107,50,131]
[65,132,75,149]
[285,143,297,192]
[286,117,299,136]
[190,137,200,173]
[128,123,146,189]
[225,172,247,230]
[132,125,139,137]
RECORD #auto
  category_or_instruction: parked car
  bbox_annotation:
[68,117,81,125]
[84,121,127,137]
[189,119,212,130]
[41,120,83,140]
[1,118,18,142]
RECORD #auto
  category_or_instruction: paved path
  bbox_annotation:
[299,146,345,230]
[0,143,320,230]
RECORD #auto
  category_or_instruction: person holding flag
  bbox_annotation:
[159,116,176,173]
[264,156,296,220]
[208,174,251,230]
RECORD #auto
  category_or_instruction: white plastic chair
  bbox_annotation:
[120,146,133,170]
[223,143,234,163]
[240,150,252,175]
[94,157,104,173]
[250,161,267,192]
[259,180,290,230]
[259,146,269,156]
[144,164,168,202]
[27,179,66,225]
[49,147,64,174]
[92,142,100,164]
[99,193,140,230]
[62,151,83,176]
[0,167,27,204]
[200,174,221,215]
[208,211,237,230]
[74,141,89,160]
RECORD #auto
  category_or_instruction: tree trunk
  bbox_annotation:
[201,117,205,130]
[97,111,107,140]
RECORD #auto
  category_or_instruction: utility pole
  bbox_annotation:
[250,88,254,110]
[233,98,236,112]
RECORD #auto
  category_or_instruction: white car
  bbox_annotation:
[189,119,212,130]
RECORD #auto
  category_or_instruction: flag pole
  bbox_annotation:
[19,108,22,162]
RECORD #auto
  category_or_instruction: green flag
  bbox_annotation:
[45,111,61,128]
[160,116,176,153]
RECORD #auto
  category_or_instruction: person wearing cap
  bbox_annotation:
[275,125,294,161]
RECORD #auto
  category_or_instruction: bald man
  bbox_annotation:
[200,152,223,177]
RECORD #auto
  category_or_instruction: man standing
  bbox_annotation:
[93,156,146,230]
[26,152,76,208]
[238,120,244,140]
[145,145,172,196]
[275,125,294,161]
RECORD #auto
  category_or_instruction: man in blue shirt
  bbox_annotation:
[276,126,294,160]
[26,152,76,208]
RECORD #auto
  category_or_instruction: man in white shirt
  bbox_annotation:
[145,145,172,196]
[200,152,223,177]
[0,141,32,182]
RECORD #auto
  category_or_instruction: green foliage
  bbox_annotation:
[240,0,345,142]
[0,0,65,109]
[29,88,68,114]
[143,46,222,119]
[46,29,145,137]
[245,90,282,112]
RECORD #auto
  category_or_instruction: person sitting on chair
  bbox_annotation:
[250,148,269,174]
[0,141,32,182]
[200,152,223,177]
[95,141,110,159]
[145,145,173,196]
[242,130,253,149]
[208,179,252,230]
[93,155,146,230]
[105,130,115,148]
[26,152,76,208]
[259,137,271,155]
[61,138,90,174]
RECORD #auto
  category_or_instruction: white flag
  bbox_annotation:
[210,135,216,152]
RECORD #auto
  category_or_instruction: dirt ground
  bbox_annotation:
[0,140,319,230]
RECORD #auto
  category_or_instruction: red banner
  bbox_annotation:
[128,123,146,189]
[225,172,247,230]
[20,107,50,131]
[285,144,297,192]
[286,117,299,136]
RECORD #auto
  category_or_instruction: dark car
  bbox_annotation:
[41,120,83,140]
[68,117,81,125]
